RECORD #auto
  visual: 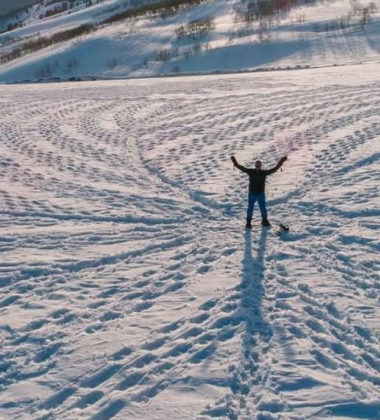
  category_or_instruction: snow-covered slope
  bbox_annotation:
[0,63,380,420]
[0,0,380,82]
[0,0,119,34]
[0,0,39,18]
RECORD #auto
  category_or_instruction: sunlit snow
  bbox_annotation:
[0,64,380,420]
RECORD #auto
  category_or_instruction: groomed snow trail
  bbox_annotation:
[0,65,380,420]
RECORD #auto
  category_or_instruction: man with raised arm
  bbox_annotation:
[231,156,288,229]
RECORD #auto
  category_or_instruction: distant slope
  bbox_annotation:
[0,0,379,82]
[0,0,39,17]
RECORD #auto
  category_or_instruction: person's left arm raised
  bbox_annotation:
[266,156,288,175]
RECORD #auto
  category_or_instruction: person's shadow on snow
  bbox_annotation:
[240,227,271,348]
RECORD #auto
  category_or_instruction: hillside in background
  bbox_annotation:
[0,0,40,17]
[0,0,379,82]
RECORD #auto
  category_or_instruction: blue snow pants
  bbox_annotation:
[247,192,268,220]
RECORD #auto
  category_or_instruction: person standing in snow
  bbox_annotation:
[231,155,288,228]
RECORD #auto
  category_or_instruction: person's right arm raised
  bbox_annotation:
[231,156,249,173]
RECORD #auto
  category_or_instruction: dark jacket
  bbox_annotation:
[235,161,283,194]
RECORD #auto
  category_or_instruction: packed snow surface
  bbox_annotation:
[1,63,380,420]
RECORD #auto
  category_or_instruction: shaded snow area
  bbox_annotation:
[1,63,380,420]
[0,0,39,18]
[1,0,380,82]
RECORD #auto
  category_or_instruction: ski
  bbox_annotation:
[244,223,290,231]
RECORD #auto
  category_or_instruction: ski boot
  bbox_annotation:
[245,218,252,229]
[261,218,271,227]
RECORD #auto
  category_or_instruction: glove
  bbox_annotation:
[280,156,288,164]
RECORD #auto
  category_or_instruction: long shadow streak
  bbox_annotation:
[234,228,272,395]
[241,228,269,335]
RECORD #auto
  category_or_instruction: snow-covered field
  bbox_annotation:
[1,63,380,420]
